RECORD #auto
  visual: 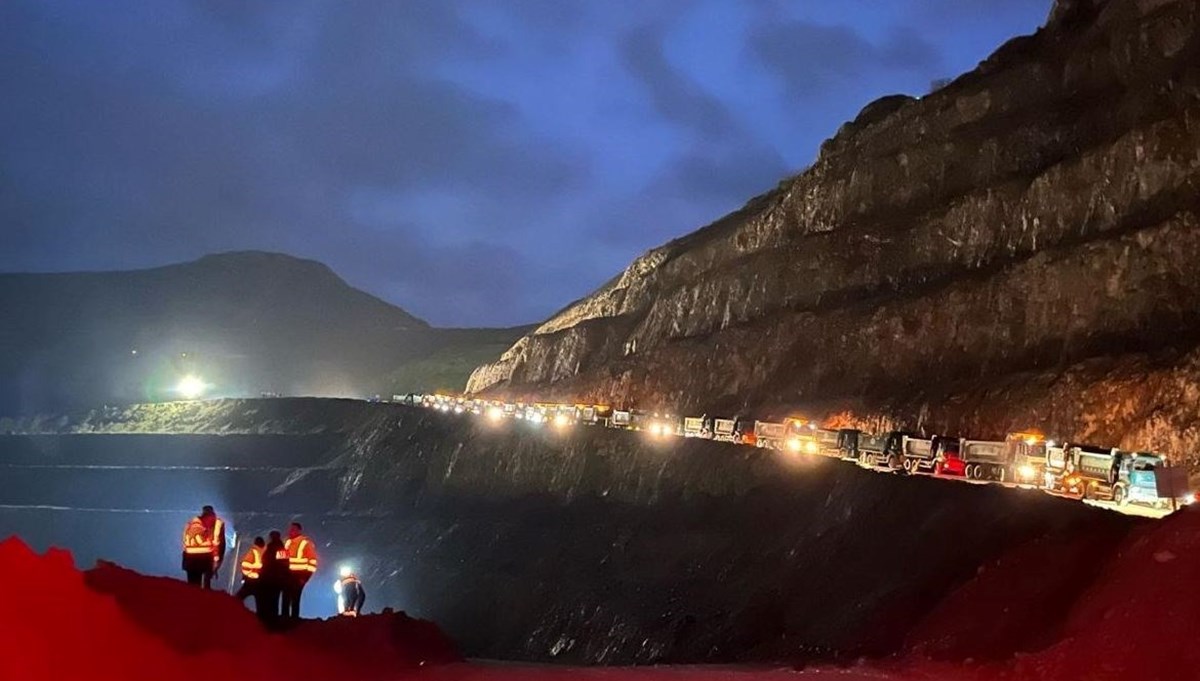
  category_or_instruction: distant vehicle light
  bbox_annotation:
[453,405,464,414]
[487,407,504,421]
[804,440,819,455]
[1018,464,1036,480]
[554,413,571,428]
[786,437,802,453]
[528,412,544,425]
[176,374,207,400]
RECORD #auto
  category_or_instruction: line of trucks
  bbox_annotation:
[400,394,1194,511]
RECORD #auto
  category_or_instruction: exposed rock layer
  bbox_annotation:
[468,0,1200,471]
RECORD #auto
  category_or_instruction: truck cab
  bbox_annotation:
[857,431,906,471]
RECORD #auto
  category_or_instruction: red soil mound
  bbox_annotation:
[0,537,459,681]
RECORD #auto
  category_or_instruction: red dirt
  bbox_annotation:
[3,507,1198,681]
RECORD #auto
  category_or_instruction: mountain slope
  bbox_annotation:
[469,0,1200,466]
[0,251,524,413]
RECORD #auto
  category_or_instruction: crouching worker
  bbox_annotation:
[335,566,366,616]
[236,537,267,621]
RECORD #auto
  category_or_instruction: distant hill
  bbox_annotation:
[0,251,528,413]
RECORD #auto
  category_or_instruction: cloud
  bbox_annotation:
[0,0,1051,326]
[750,20,943,101]
[611,20,788,247]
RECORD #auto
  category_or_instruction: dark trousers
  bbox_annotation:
[258,583,281,626]
[281,575,309,620]
[183,554,214,588]
[235,578,257,601]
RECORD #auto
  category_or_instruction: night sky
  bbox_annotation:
[2,0,1050,327]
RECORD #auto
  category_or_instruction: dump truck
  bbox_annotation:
[754,421,789,450]
[611,410,632,429]
[682,416,710,438]
[1047,446,1187,507]
[957,432,1047,482]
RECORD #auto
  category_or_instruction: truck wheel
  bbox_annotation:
[1113,485,1127,506]
[995,467,1006,484]
[966,464,978,480]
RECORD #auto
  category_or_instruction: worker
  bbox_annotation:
[259,530,288,628]
[181,505,225,588]
[334,566,366,616]
[206,505,228,584]
[282,522,318,621]
[235,536,265,614]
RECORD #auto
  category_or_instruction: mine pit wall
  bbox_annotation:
[1,401,1135,664]
[467,0,1200,471]
[342,409,1136,664]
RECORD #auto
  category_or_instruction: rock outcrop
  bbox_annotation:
[468,0,1200,470]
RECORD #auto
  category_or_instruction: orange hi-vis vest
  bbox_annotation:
[284,536,318,574]
[182,517,213,555]
[240,546,263,579]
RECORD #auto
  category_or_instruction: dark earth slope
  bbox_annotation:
[0,251,528,413]
[0,398,1136,665]
[467,0,1200,470]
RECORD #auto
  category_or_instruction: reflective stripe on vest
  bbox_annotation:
[182,518,213,554]
[285,537,318,573]
[240,546,263,579]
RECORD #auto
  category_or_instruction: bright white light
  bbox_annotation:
[1019,465,1036,480]
[786,438,802,453]
[487,407,504,422]
[176,375,207,399]
[339,564,353,578]
[554,413,571,428]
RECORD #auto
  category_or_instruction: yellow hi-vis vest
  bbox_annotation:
[284,536,318,573]
[240,546,263,579]
[182,518,212,555]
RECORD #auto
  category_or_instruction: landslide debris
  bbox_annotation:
[467,0,1200,471]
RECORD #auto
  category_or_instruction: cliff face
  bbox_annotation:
[468,0,1200,468]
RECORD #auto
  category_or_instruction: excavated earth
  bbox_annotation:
[467,0,1200,474]
[0,398,1138,665]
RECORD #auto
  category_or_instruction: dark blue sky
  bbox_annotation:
[1,0,1051,327]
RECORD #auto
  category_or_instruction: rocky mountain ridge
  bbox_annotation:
[468,0,1200,469]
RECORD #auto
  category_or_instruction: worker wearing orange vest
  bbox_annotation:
[181,505,227,589]
[281,522,318,620]
[235,536,271,624]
